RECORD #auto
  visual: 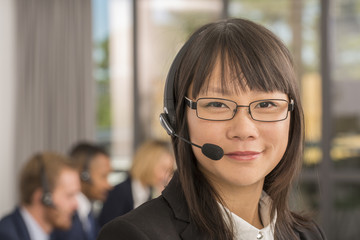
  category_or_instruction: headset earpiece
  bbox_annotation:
[160,32,199,134]
[41,192,54,207]
[162,59,177,128]
[80,153,93,183]
[159,113,175,136]
[160,48,184,132]
[38,154,55,208]
[80,170,91,182]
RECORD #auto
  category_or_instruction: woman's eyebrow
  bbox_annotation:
[199,87,232,95]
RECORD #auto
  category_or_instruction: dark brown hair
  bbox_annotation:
[19,151,74,205]
[170,18,307,239]
[68,141,109,172]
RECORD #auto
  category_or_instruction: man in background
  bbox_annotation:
[52,141,112,240]
[0,152,80,240]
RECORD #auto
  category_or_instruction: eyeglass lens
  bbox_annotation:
[196,98,290,122]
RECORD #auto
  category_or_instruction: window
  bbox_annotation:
[93,1,360,238]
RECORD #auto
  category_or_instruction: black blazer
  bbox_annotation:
[97,173,326,240]
[98,176,134,227]
[0,207,31,240]
[52,211,98,240]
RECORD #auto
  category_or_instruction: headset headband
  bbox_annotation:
[37,154,54,207]
[163,33,201,128]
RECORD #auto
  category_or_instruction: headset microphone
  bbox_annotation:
[177,135,224,161]
[201,143,224,161]
[160,114,224,161]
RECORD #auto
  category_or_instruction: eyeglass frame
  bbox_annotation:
[184,96,295,122]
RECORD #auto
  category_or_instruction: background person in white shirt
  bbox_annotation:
[52,141,112,240]
[0,152,80,240]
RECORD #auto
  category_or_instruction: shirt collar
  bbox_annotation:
[76,192,92,221]
[131,178,151,208]
[221,191,277,240]
[20,206,50,240]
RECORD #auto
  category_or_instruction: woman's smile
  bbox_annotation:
[224,150,262,161]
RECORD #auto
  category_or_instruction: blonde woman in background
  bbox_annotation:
[98,139,175,227]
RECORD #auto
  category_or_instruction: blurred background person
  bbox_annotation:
[0,152,80,240]
[52,141,112,240]
[98,139,175,227]
[2,1,357,238]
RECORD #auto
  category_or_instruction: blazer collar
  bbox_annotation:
[162,172,189,222]
[162,174,310,240]
[162,172,207,240]
[14,207,33,240]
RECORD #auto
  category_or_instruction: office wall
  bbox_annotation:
[0,0,17,216]
[0,0,95,218]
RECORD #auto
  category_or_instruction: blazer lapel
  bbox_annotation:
[180,223,207,240]
[14,208,32,240]
[162,173,206,240]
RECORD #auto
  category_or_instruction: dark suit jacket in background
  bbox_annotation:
[98,176,134,227]
[52,211,99,240]
[97,172,327,240]
[0,207,31,240]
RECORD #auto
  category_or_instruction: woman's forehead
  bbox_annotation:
[191,73,249,97]
[189,57,248,95]
[189,77,288,100]
[187,54,291,98]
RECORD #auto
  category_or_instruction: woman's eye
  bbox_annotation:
[257,101,276,108]
[206,102,228,108]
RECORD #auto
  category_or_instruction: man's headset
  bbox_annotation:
[37,154,55,208]
[71,144,107,183]
[76,145,102,183]
[80,153,92,183]
[159,32,224,161]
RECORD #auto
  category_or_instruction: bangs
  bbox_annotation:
[189,20,294,98]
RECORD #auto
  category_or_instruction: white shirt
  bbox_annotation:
[76,192,92,232]
[131,179,151,208]
[20,207,50,240]
[221,191,277,240]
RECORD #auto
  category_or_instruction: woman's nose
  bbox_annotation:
[227,107,259,140]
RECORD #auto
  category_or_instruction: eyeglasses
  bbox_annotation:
[185,96,294,122]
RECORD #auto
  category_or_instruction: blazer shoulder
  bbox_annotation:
[98,177,134,226]
[0,208,30,240]
[297,221,327,240]
[0,214,15,239]
[52,212,87,240]
[98,218,151,240]
[98,196,184,240]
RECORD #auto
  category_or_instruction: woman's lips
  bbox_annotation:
[225,151,261,161]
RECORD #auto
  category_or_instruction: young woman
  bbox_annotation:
[98,18,327,240]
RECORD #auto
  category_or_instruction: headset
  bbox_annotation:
[159,31,198,135]
[38,154,55,208]
[71,144,107,183]
[159,31,224,161]
[80,153,92,183]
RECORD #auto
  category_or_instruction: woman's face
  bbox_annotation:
[186,62,291,192]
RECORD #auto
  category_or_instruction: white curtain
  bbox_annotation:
[0,0,17,217]
[15,0,95,168]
